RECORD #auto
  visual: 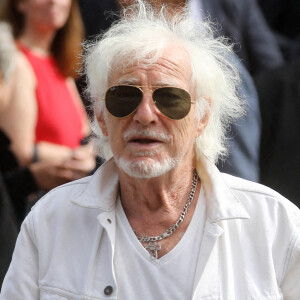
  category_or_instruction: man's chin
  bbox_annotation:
[115,157,179,179]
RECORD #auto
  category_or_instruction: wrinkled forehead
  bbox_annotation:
[108,43,192,86]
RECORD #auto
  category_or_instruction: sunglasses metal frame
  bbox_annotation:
[103,84,195,120]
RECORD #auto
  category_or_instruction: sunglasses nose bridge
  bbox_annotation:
[139,87,156,106]
[132,88,160,124]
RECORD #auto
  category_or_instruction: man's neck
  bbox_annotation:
[118,166,200,232]
[117,166,201,258]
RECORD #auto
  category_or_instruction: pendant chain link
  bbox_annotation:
[133,169,199,258]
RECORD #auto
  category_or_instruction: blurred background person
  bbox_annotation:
[0,0,97,219]
[0,21,18,288]
[77,0,119,112]
[0,0,95,173]
[257,0,300,62]
[0,21,94,261]
[187,0,284,75]
[253,0,300,208]
[216,54,261,182]
[78,0,119,40]
[254,60,300,208]
[117,0,284,75]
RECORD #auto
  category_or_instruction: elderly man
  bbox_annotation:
[1,1,300,299]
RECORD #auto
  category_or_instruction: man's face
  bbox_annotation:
[98,45,208,178]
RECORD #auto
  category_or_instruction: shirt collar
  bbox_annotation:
[72,158,119,211]
[196,153,250,223]
[72,155,250,222]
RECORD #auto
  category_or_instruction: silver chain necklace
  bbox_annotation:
[133,169,199,259]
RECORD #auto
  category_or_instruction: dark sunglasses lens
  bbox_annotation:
[153,87,191,120]
[105,86,142,118]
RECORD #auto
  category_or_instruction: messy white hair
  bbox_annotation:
[84,0,244,163]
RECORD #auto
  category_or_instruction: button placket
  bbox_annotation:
[97,212,117,298]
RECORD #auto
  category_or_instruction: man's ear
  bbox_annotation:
[95,108,109,137]
[196,97,211,138]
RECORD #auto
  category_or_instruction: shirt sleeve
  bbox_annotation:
[280,231,300,299]
[0,213,39,299]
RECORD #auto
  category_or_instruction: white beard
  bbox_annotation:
[116,156,180,179]
[115,128,181,178]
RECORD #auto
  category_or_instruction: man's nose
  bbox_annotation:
[132,91,159,125]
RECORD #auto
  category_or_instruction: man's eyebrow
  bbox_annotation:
[153,81,175,87]
[117,79,177,87]
[118,78,140,85]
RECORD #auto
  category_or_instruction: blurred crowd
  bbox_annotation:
[0,0,299,286]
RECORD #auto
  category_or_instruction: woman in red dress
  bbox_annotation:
[0,0,94,173]
[0,0,95,176]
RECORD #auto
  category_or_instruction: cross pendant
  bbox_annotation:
[146,241,161,259]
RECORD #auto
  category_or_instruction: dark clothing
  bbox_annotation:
[79,0,283,74]
[201,0,284,74]
[0,173,18,287]
[78,0,119,39]
[258,0,300,38]
[0,131,37,224]
[254,61,300,207]
[257,0,300,61]
[217,55,261,182]
[77,0,120,110]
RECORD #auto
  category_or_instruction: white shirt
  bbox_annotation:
[1,155,300,299]
[114,189,206,300]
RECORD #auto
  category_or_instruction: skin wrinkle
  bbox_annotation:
[120,173,194,228]
[102,49,196,169]
[99,44,202,181]
[115,57,192,88]
[111,42,192,87]
[97,44,207,254]
[145,56,188,82]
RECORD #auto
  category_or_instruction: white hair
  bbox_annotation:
[84,0,244,162]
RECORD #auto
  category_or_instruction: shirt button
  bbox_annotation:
[104,285,113,295]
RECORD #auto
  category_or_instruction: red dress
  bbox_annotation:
[18,43,86,148]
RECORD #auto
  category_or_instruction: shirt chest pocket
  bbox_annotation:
[40,288,109,300]
[40,287,87,300]
[40,290,71,300]
[194,294,283,300]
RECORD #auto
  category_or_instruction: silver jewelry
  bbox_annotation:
[134,169,199,259]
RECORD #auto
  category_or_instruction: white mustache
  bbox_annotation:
[123,129,171,143]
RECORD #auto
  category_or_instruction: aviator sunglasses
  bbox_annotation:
[104,85,195,120]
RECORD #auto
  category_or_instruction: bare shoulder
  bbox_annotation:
[3,49,37,111]
[14,50,36,86]
[0,50,38,165]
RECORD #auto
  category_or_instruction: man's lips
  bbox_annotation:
[124,130,171,144]
[129,138,162,144]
